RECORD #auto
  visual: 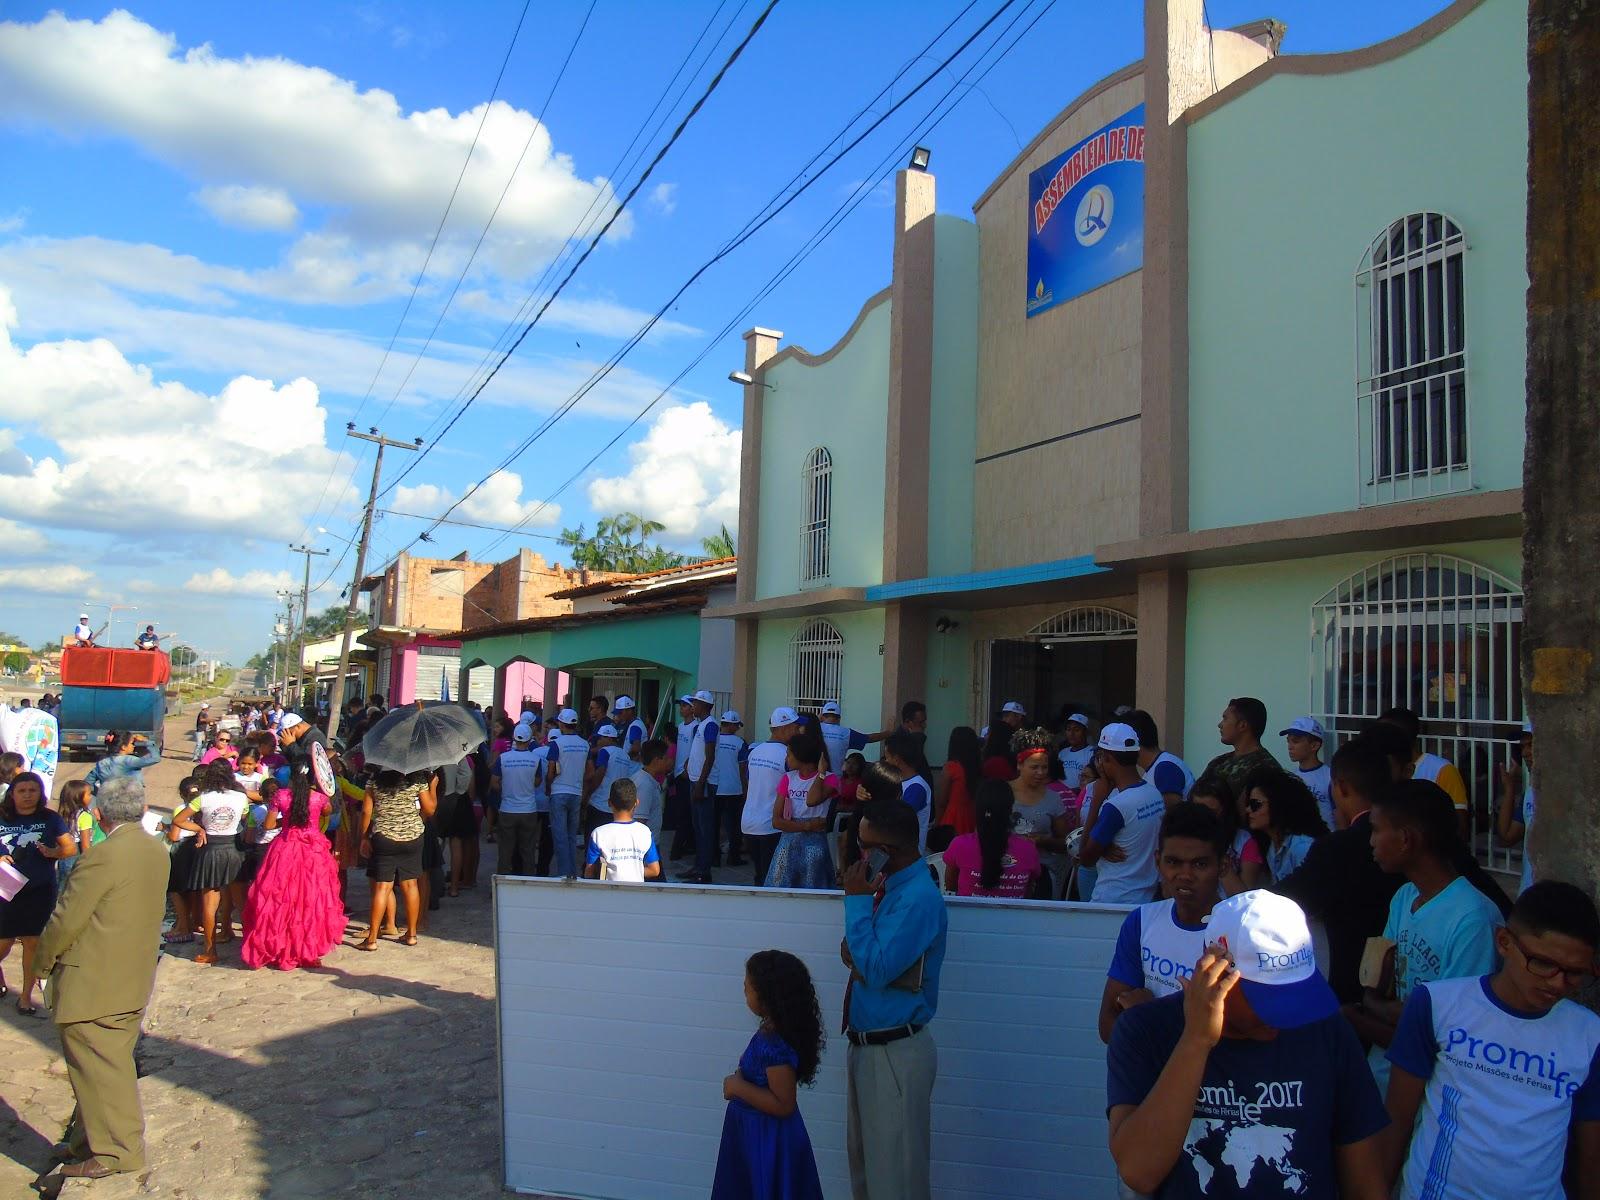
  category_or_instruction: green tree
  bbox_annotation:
[2,651,29,674]
[170,645,198,668]
[701,524,736,559]
[559,513,687,573]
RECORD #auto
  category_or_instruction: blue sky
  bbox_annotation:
[0,0,1452,662]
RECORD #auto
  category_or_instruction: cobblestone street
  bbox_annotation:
[1,877,505,1199]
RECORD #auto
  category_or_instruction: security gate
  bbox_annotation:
[1310,553,1523,871]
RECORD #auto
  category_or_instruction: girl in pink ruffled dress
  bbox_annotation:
[241,772,347,970]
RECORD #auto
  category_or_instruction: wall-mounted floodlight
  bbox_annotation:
[909,146,932,171]
[728,370,774,391]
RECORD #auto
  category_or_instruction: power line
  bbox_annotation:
[378,0,783,500]
[367,0,601,431]
[394,0,1025,555]
[477,0,1057,557]
[293,0,536,547]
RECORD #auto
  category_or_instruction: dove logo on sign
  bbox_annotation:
[1075,184,1114,247]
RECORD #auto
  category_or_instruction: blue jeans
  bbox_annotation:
[548,792,583,878]
[692,792,718,874]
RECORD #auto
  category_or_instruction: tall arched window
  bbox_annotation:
[789,619,844,714]
[800,447,832,586]
[1311,553,1523,869]
[1355,212,1469,505]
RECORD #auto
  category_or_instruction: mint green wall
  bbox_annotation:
[457,629,553,671]
[755,300,891,599]
[927,216,979,578]
[1186,0,1527,530]
[457,611,702,677]
[752,609,886,732]
[923,611,975,762]
[1179,539,1522,769]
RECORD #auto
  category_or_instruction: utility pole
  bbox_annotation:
[1524,0,1600,895]
[288,543,329,712]
[327,427,421,745]
[273,590,293,695]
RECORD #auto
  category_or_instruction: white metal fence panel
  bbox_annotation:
[496,879,1125,1200]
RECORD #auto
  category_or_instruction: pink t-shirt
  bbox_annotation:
[943,833,1042,898]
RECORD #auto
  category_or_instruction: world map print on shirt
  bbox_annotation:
[1183,1117,1306,1195]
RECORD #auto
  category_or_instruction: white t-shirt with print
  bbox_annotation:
[741,741,788,836]
[587,820,659,883]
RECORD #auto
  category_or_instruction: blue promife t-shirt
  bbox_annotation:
[1107,994,1388,1198]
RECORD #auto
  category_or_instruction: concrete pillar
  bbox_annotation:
[883,167,937,583]
[732,618,759,727]
[542,666,562,716]
[735,327,783,605]
[1136,569,1188,755]
[881,603,931,730]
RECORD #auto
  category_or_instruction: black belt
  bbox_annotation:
[846,1024,923,1047]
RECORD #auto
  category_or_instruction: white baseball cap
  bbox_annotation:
[1096,722,1140,752]
[1203,891,1338,1030]
[693,689,715,705]
[720,710,742,726]
[279,712,304,728]
[678,694,694,705]
[200,702,211,710]
[520,710,537,724]
[1278,716,1326,741]
[1001,700,1026,716]
[1065,712,1089,728]
[78,613,89,620]
[596,724,619,738]
[513,722,534,743]
[557,708,579,724]
[614,695,636,711]
[769,706,800,728]
[820,700,842,716]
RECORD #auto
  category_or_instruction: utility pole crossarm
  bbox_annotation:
[327,428,422,744]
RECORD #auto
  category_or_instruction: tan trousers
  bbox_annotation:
[846,1026,936,1200]
[59,1009,147,1172]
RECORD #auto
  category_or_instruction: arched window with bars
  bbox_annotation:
[789,619,844,715]
[799,447,832,586]
[1355,212,1470,505]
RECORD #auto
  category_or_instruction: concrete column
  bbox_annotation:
[1136,569,1188,755]
[492,663,508,719]
[735,328,783,604]
[541,665,562,716]
[881,603,931,729]
[732,618,759,727]
[883,167,937,583]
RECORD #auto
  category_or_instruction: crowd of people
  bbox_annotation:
[1,670,1591,1200]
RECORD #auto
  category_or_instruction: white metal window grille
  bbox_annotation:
[1024,605,1138,643]
[1355,213,1470,506]
[790,620,844,715]
[799,447,833,587]
[1310,553,1523,872]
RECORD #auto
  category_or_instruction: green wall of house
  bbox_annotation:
[457,610,703,678]
[926,216,979,579]
[752,608,887,734]
[1185,0,1527,531]
[1178,538,1522,770]
[755,300,891,600]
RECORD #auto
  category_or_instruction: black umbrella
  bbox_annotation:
[360,701,487,775]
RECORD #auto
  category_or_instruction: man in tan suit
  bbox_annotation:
[34,774,169,1179]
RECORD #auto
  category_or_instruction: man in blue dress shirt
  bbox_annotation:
[841,796,948,1198]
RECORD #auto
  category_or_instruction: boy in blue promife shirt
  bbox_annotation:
[1384,880,1600,1200]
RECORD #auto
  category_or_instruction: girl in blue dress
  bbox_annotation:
[713,949,825,1200]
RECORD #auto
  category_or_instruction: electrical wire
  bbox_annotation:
[378,0,783,500]
[475,0,1056,558]
[386,0,1024,549]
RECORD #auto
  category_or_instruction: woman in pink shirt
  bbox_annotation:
[943,780,1041,899]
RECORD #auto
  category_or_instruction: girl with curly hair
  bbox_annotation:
[712,949,825,1199]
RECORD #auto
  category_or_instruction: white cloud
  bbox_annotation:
[648,182,678,216]
[0,11,626,290]
[0,564,101,597]
[194,184,300,232]
[0,286,356,539]
[0,517,48,555]
[586,402,740,540]
[394,469,561,531]
[181,567,297,596]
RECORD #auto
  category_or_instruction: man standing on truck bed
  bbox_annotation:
[72,614,94,648]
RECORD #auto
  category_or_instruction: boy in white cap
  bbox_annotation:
[999,700,1027,731]
[679,689,719,861]
[583,724,635,844]
[72,613,94,648]
[1058,712,1095,787]
[543,709,592,878]
[612,696,649,761]
[1107,890,1389,1197]
[1281,716,1334,830]
[669,695,697,859]
[1077,722,1166,905]
[491,721,548,877]
[713,711,750,870]
[739,708,802,886]
[817,701,889,775]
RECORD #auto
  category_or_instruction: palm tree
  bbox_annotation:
[701,524,736,559]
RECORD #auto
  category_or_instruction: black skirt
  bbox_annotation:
[186,840,244,891]
[169,838,198,893]
[366,833,423,883]
[0,882,55,938]
[443,795,480,840]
